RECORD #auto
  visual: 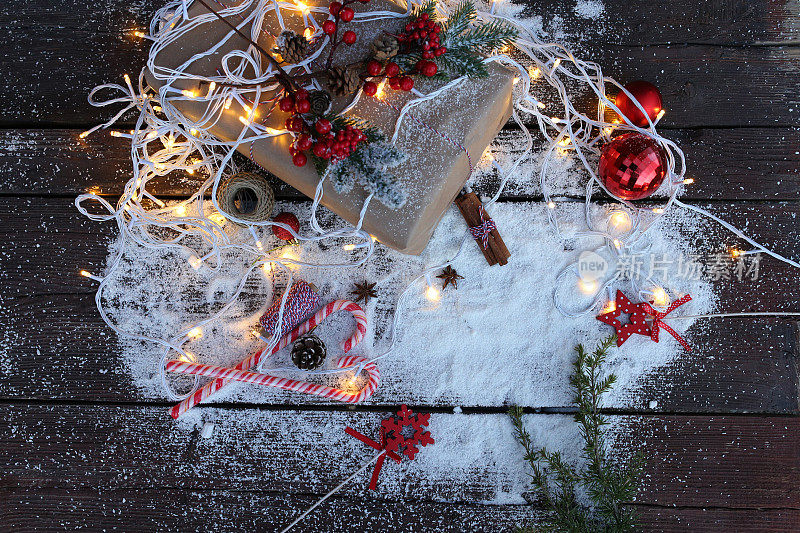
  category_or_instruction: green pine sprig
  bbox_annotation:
[412,0,438,20]
[508,335,643,533]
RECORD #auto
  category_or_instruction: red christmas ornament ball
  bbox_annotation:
[272,212,300,240]
[614,80,663,127]
[598,133,668,200]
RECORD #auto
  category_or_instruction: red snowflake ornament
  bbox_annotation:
[345,404,435,490]
[596,290,652,346]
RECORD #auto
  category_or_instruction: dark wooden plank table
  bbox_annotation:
[2,0,799,531]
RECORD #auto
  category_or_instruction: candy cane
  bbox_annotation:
[169,300,368,418]
[166,355,380,403]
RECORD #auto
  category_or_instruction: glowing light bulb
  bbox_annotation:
[80,270,91,278]
[123,74,131,85]
[79,131,90,139]
[239,115,251,126]
[579,278,598,294]
[190,128,198,136]
[181,89,198,98]
[186,167,194,175]
[187,327,203,339]
[175,205,187,216]
[536,101,546,109]
[529,66,541,79]
[651,287,669,307]
[613,239,622,249]
[188,255,202,269]
[178,351,196,363]
[224,97,232,109]
[551,58,562,70]
[557,136,571,147]
[683,178,694,185]
[209,213,226,225]
[547,201,556,209]
[425,285,441,301]
[343,244,356,251]
[652,207,664,214]
[374,80,386,99]
[134,30,147,38]
[110,131,123,137]
[256,240,264,250]
[304,27,314,39]
[513,77,520,85]
[730,249,742,258]
[602,300,616,313]
[656,109,666,121]
[207,82,216,95]
[609,210,632,235]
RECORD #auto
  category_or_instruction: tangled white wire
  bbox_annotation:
[76,0,800,401]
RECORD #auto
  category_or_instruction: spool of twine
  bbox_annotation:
[216,172,275,225]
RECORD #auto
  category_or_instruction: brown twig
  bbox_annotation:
[194,0,299,94]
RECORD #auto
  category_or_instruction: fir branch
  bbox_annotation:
[440,0,476,39]
[507,335,642,533]
[412,0,438,20]
[437,50,489,78]
[445,19,518,55]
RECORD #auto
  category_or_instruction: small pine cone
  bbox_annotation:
[291,335,327,370]
[275,30,309,64]
[308,90,332,115]
[327,65,361,96]
[371,34,399,61]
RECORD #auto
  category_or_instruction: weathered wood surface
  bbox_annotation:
[0,197,797,412]
[2,406,799,529]
[4,488,799,533]
[3,1,800,128]
[3,127,800,200]
[3,0,800,530]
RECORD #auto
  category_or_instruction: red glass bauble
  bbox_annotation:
[272,212,300,240]
[598,133,668,200]
[615,80,663,127]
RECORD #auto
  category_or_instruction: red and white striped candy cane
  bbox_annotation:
[165,354,380,403]
[169,300,367,418]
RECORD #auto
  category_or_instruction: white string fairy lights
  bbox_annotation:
[77,0,800,403]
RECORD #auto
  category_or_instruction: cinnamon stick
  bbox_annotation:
[455,192,511,266]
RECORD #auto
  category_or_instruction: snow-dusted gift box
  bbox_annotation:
[146,0,515,254]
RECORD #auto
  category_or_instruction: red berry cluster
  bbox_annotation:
[362,59,414,95]
[322,0,369,47]
[281,88,367,166]
[398,13,446,60]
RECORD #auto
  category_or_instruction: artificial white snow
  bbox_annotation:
[574,0,605,20]
[102,197,715,409]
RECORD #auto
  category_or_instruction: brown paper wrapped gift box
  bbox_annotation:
[145,0,515,254]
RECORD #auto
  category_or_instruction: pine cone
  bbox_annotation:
[308,90,332,115]
[291,335,326,370]
[327,65,361,96]
[275,30,309,64]
[371,34,399,61]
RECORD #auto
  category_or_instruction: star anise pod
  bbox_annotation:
[437,266,464,290]
[351,280,378,304]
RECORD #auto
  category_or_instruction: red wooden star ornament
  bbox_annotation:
[596,290,652,346]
